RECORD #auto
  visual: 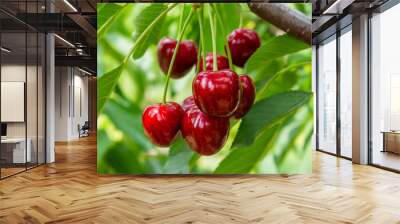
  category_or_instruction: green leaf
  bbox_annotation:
[232,91,312,147]
[97,3,123,29]
[97,129,114,173]
[118,62,147,104]
[97,65,123,113]
[97,4,127,39]
[97,129,113,161]
[132,4,168,59]
[103,99,152,151]
[246,35,309,72]
[215,124,281,174]
[163,138,194,174]
[215,4,240,34]
[97,4,175,113]
[103,141,145,174]
[275,114,313,168]
[256,62,310,100]
[253,59,285,82]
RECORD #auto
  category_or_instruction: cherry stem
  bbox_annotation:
[208,5,217,72]
[212,4,233,70]
[239,12,243,28]
[162,6,194,103]
[177,4,184,35]
[197,7,206,71]
[195,43,202,74]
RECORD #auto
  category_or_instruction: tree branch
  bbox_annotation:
[248,3,311,45]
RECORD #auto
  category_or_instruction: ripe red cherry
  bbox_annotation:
[199,53,229,72]
[142,102,183,147]
[233,75,256,119]
[228,29,260,67]
[182,96,196,112]
[193,69,241,117]
[157,38,198,79]
[181,108,230,156]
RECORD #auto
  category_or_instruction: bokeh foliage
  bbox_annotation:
[97,3,313,174]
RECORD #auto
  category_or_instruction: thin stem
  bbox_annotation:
[195,43,202,74]
[212,4,233,70]
[197,7,206,71]
[162,7,194,103]
[208,5,217,72]
[177,4,184,34]
[239,12,243,28]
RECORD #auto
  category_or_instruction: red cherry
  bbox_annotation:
[157,38,198,79]
[142,102,183,147]
[233,75,256,119]
[228,29,260,67]
[199,53,229,72]
[193,69,240,117]
[181,107,230,156]
[182,96,196,112]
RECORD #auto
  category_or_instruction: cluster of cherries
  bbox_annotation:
[142,28,260,156]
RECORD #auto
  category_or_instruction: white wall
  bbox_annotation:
[1,65,35,138]
[55,67,89,141]
[1,63,46,164]
[55,66,69,141]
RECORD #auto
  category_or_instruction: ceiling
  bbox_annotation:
[312,0,390,43]
[0,0,97,75]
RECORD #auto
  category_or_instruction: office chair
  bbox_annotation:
[79,121,90,138]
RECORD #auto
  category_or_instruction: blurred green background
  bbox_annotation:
[97,3,313,174]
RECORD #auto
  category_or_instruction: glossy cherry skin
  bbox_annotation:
[228,29,261,67]
[182,96,196,112]
[199,53,229,72]
[142,102,183,147]
[233,75,256,119]
[157,38,198,79]
[181,107,230,156]
[193,69,241,117]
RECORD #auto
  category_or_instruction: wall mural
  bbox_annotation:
[97,3,313,174]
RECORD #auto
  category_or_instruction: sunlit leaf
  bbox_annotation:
[232,91,312,147]
[256,62,310,100]
[164,138,194,174]
[97,4,174,113]
[246,35,309,72]
[97,65,124,112]
[102,141,145,174]
[97,3,123,29]
[215,124,281,174]
[253,59,285,82]
[97,4,126,39]
[118,62,147,104]
[132,4,168,59]
[103,99,152,151]
[214,3,240,34]
[97,129,114,173]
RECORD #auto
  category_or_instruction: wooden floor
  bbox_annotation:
[1,167,26,178]
[1,136,400,223]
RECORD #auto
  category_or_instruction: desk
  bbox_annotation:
[382,131,400,154]
[1,138,31,163]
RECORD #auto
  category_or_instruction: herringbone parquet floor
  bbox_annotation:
[1,135,400,224]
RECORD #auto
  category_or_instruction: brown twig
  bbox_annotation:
[248,3,311,45]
